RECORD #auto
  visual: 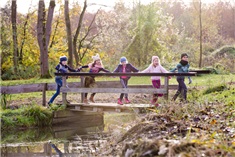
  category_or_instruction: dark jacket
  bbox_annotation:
[55,63,78,79]
[113,63,139,79]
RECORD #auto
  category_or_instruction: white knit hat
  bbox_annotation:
[92,54,101,62]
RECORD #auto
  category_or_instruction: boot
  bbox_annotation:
[172,91,180,101]
[117,98,123,105]
[83,98,89,104]
[124,98,131,104]
[89,95,95,103]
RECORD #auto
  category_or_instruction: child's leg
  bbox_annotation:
[177,78,187,101]
[48,78,62,104]
[151,80,161,105]
[89,93,96,103]
[181,80,187,100]
[172,78,182,101]
[120,79,127,99]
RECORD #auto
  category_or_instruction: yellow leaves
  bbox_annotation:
[210,119,217,125]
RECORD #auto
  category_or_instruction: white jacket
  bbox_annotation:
[141,64,168,80]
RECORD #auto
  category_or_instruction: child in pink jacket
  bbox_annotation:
[141,56,170,106]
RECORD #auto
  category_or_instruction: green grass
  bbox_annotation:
[1,104,53,130]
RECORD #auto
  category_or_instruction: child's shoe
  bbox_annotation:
[83,98,89,104]
[89,96,95,103]
[117,98,123,105]
[124,98,131,104]
[151,98,157,105]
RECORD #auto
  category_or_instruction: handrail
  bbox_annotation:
[55,72,197,77]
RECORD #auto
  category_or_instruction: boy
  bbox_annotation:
[170,53,192,101]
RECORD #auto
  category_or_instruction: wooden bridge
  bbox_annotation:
[1,70,211,114]
[55,72,198,113]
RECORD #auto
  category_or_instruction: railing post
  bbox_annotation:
[164,76,169,100]
[62,76,67,105]
[81,76,85,103]
[42,83,47,106]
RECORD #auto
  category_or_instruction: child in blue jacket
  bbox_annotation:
[113,57,139,105]
[170,53,192,101]
[48,56,80,105]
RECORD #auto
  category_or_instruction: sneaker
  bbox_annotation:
[150,99,157,105]
[125,98,131,104]
[117,98,123,105]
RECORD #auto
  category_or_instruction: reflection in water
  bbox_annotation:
[1,113,137,157]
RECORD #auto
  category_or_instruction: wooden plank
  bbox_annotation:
[0,82,177,94]
[55,72,197,77]
[61,87,167,94]
[1,83,45,94]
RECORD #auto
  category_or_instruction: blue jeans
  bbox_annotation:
[48,78,62,104]
[120,78,128,99]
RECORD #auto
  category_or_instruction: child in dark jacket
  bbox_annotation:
[170,53,192,101]
[113,57,139,105]
[48,56,80,105]
[82,54,110,103]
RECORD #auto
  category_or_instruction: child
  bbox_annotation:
[170,53,192,101]
[141,56,170,106]
[48,56,80,105]
[113,57,139,105]
[82,54,110,103]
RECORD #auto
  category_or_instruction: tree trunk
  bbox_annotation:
[37,0,53,78]
[11,0,18,73]
[64,0,73,67]
[199,0,202,68]
[73,0,87,66]
[45,0,55,48]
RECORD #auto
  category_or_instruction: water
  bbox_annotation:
[1,113,136,157]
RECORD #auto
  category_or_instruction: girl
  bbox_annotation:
[113,57,139,105]
[170,53,192,101]
[82,54,110,103]
[141,56,170,106]
[48,56,80,105]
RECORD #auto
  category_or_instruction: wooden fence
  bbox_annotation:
[1,70,210,106]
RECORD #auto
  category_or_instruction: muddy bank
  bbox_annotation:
[96,103,235,157]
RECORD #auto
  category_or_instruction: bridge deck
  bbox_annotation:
[67,103,155,113]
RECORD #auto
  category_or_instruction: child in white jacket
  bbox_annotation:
[141,56,170,106]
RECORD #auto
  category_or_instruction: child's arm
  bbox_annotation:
[67,66,78,72]
[159,65,168,73]
[113,65,120,73]
[140,65,151,73]
[170,64,181,72]
[99,68,110,73]
[130,64,139,72]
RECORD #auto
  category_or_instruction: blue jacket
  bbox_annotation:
[113,63,139,79]
[170,62,190,79]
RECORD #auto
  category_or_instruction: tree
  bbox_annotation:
[199,0,202,68]
[37,0,55,78]
[72,0,87,66]
[11,0,18,73]
[64,0,73,67]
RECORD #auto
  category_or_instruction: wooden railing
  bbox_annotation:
[1,70,210,106]
[55,72,197,105]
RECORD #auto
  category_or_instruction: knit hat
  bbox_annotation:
[92,54,101,62]
[60,56,67,62]
[120,57,128,64]
[152,56,161,66]
[181,53,188,59]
